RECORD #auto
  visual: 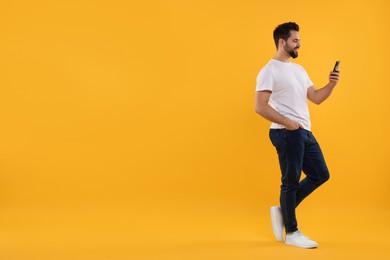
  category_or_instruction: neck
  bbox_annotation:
[274,49,291,62]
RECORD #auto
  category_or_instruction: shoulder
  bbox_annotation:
[257,60,275,77]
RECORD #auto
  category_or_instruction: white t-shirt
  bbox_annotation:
[256,59,314,131]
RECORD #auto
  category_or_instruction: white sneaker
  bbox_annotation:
[270,206,284,242]
[285,230,318,248]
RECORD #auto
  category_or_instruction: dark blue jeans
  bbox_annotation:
[269,128,330,233]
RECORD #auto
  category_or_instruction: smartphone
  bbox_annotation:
[333,60,340,72]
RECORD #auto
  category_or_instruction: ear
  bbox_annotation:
[278,38,285,49]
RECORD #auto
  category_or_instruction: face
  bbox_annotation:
[282,30,300,59]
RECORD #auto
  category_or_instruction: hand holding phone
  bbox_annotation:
[329,61,340,86]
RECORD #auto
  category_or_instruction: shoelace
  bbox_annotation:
[295,230,311,240]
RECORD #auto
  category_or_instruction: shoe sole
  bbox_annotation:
[285,241,318,249]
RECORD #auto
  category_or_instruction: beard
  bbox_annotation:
[284,45,299,58]
[289,49,298,58]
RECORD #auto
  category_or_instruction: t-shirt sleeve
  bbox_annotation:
[256,66,275,92]
[303,69,313,89]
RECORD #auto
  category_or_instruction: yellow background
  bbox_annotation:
[0,0,389,259]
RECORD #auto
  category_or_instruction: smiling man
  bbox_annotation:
[255,22,340,248]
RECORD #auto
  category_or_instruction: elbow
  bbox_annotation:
[255,107,261,115]
[255,106,265,116]
[309,97,322,105]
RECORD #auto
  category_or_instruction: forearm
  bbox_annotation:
[309,71,340,105]
[310,83,336,105]
[256,104,292,128]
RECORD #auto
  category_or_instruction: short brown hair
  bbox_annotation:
[273,22,299,49]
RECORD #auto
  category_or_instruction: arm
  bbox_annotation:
[307,71,340,105]
[255,90,303,130]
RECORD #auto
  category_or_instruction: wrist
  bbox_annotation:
[281,117,292,128]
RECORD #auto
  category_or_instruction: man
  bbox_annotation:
[255,22,340,248]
